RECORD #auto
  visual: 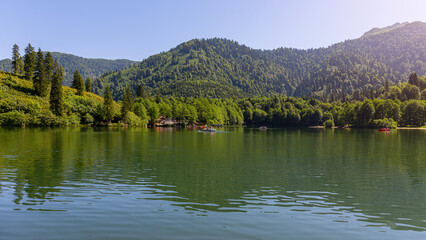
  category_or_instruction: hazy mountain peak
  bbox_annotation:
[362,22,410,38]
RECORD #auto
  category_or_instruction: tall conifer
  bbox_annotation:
[72,70,85,95]
[137,84,144,98]
[24,44,36,81]
[44,52,54,82]
[103,85,114,123]
[50,60,64,116]
[12,44,23,74]
[34,48,49,97]
[121,85,133,117]
[85,78,92,93]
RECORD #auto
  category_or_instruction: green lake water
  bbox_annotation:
[0,127,425,240]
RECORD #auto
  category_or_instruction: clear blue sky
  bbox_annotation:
[1,0,426,61]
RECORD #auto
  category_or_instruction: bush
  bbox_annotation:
[324,119,335,128]
[370,118,397,129]
[82,113,95,124]
[0,110,30,126]
[122,112,147,126]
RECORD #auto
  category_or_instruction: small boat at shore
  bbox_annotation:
[259,126,267,130]
[202,127,216,132]
[379,128,390,132]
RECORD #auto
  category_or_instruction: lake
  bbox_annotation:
[0,127,425,240]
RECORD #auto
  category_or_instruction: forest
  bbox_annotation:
[91,22,426,100]
[1,23,426,130]
[0,51,136,85]
[1,54,425,128]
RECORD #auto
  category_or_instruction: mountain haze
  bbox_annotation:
[93,21,426,99]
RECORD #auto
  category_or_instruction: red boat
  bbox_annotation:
[379,128,390,132]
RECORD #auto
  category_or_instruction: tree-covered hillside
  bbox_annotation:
[0,52,137,85]
[93,21,426,99]
[0,59,12,72]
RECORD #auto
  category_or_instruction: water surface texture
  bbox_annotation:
[0,127,425,240]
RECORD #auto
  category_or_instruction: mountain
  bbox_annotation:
[0,52,137,85]
[93,21,426,99]
[0,59,12,72]
[361,22,409,38]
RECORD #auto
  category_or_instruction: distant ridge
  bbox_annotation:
[361,22,409,38]
[93,21,426,99]
[2,21,425,99]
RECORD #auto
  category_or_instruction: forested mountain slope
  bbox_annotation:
[0,52,137,85]
[93,21,426,99]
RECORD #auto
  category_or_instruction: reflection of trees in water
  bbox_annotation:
[0,128,425,230]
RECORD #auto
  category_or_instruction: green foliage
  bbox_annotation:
[0,110,30,126]
[12,44,24,74]
[402,84,420,100]
[400,100,425,126]
[92,22,426,100]
[82,113,94,124]
[122,111,147,126]
[324,119,335,128]
[1,71,425,128]
[72,70,85,95]
[86,78,92,93]
[24,44,36,81]
[2,52,136,85]
[103,85,114,123]
[44,52,54,82]
[50,61,64,116]
[34,48,50,97]
[370,118,397,129]
[121,85,133,118]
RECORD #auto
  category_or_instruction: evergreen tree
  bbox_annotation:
[137,84,144,98]
[11,44,23,74]
[24,44,36,81]
[17,57,24,75]
[72,70,85,95]
[50,60,64,116]
[34,48,49,97]
[103,85,114,123]
[409,73,419,87]
[85,78,92,93]
[121,85,133,117]
[44,52,54,82]
[384,80,390,98]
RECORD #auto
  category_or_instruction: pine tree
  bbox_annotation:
[11,44,23,74]
[34,48,49,97]
[50,60,64,116]
[385,80,390,98]
[24,44,36,81]
[121,85,133,117]
[17,57,24,75]
[85,78,92,93]
[409,73,418,87]
[103,85,114,123]
[137,84,144,98]
[44,52,54,82]
[72,70,85,95]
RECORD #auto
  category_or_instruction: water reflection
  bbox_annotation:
[0,127,425,232]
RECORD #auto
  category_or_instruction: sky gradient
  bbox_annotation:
[1,0,426,61]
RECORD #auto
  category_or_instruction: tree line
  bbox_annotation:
[1,44,425,128]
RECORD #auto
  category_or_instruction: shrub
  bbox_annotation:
[122,112,147,126]
[324,119,335,128]
[0,110,29,126]
[82,113,95,125]
[370,118,397,129]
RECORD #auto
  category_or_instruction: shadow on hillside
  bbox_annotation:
[10,85,37,96]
